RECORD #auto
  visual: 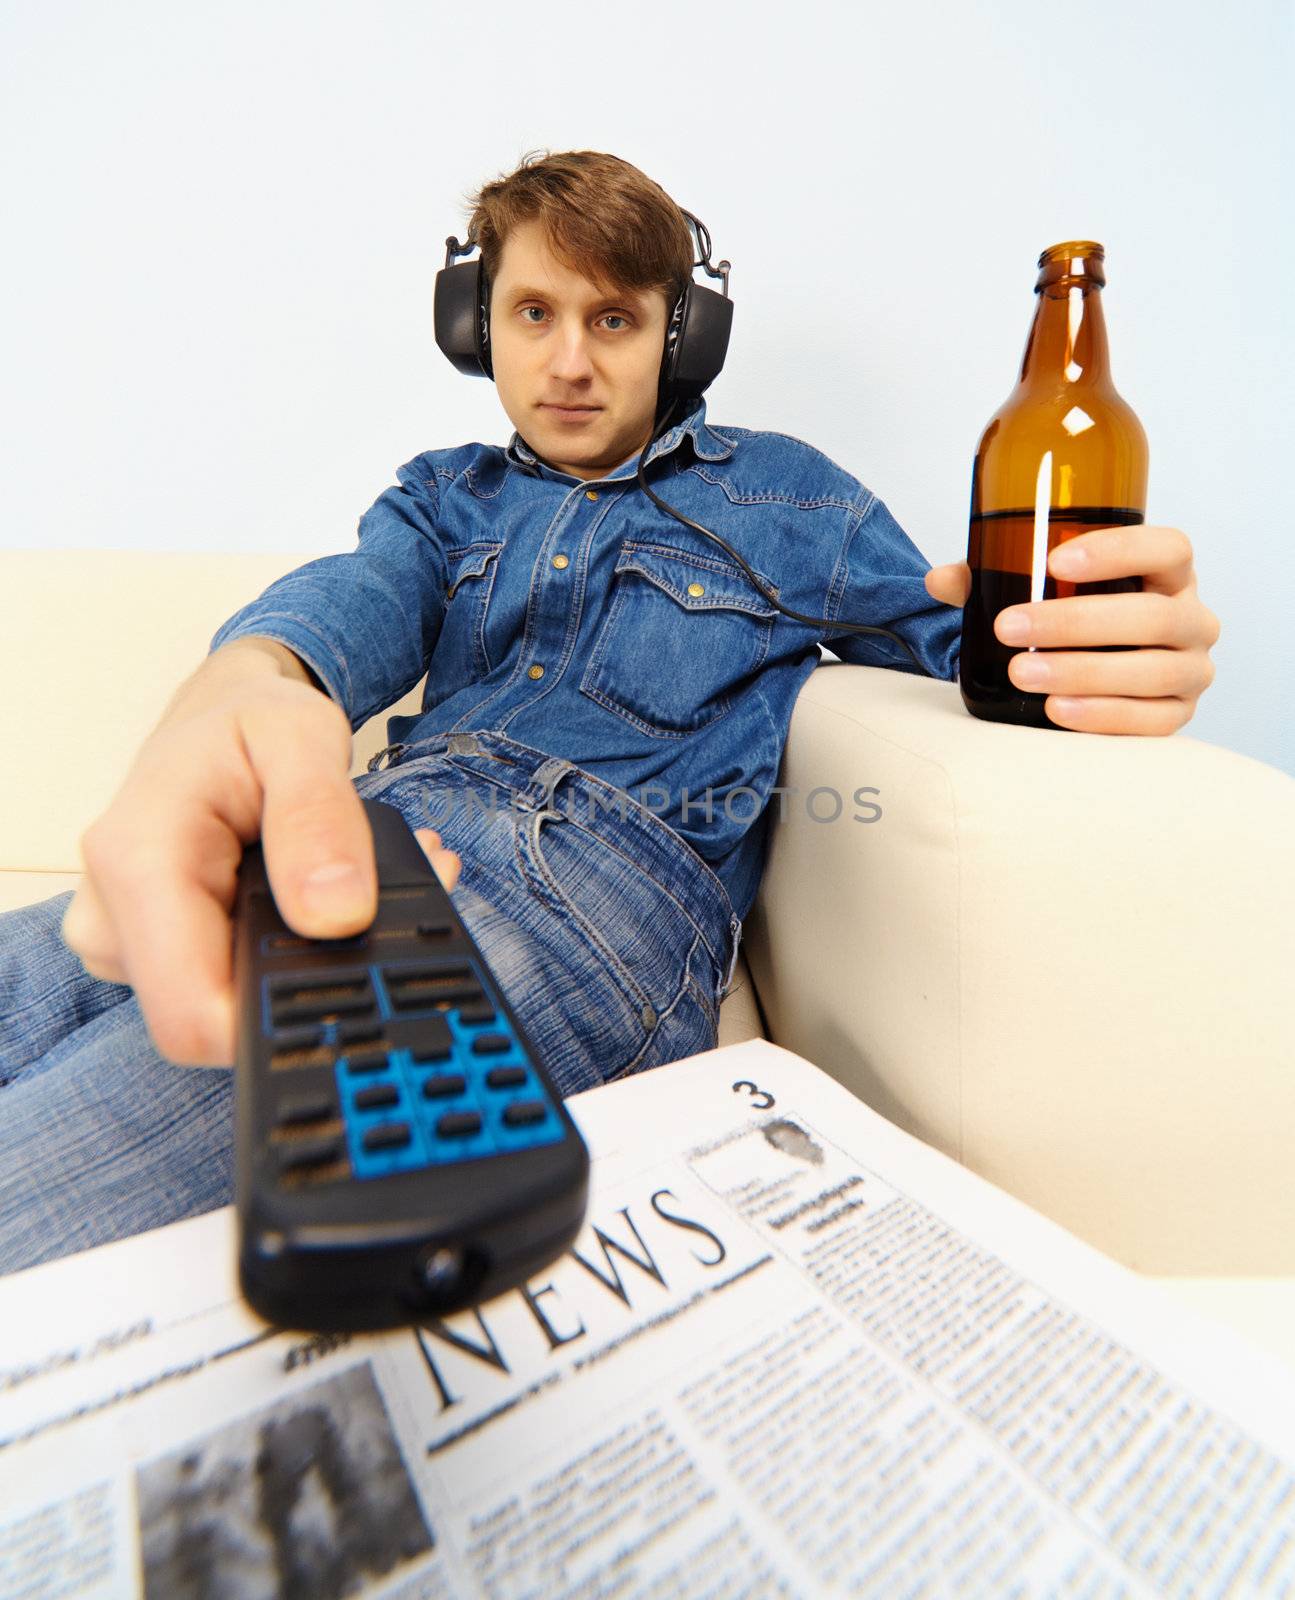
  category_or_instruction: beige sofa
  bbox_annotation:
[4,549,1294,1369]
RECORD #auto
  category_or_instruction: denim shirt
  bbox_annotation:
[209,398,960,922]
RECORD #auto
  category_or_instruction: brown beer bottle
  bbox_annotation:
[959,241,1149,728]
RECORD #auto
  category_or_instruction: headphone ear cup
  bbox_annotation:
[658,281,733,409]
[478,267,493,380]
[657,289,687,408]
[434,258,493,379]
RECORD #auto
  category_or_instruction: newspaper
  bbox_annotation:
[1,1039,1293,1599]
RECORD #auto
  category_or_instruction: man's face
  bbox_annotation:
[488,219,670,481]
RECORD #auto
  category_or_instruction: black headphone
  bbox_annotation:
[433,209,734,419]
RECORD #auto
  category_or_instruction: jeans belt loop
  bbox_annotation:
[366,743,408,774]
[722,914,743,994]
[516,756,575,816]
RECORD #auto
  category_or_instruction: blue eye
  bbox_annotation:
[518,306,631,330]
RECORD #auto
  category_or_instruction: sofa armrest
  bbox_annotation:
[0,549,424,875]
[741,660,1295,1275]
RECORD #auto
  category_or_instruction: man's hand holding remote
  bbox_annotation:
[60,637,461,1069]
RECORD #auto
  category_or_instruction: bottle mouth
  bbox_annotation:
[1036,241,1106,291]
[1038,240,1105,265]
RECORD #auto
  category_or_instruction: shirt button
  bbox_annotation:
[527,664,545,680]
[584,490,599,501]
[551,554,569,569]
[687,582,705,597]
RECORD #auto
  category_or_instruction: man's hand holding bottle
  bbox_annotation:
[925,525,1219,736]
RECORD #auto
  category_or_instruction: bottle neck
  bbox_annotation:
[1017,244,1113,393]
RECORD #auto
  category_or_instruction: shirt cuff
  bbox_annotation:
[208,613,352,716]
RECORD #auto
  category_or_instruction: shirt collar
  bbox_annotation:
[504,396,736,484]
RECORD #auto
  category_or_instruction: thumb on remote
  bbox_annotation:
[257,752,378,938]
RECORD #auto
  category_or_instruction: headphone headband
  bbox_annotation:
[433,211,732,413]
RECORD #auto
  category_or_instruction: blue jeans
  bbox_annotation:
[0,731,741,1276]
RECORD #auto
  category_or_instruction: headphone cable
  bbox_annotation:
[633,398,937,678]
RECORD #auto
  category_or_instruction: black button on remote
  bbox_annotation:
[457,1000,497,1025]
[278,1135,344,1172]
[422,1073,468,1099]
[354,1084,400,1112]
[362,1122,412,1153]
[502,1100,548,1127]
[408,1014,453,1058]
[385,959,470,982]
[436,1111,483,1138]
[274,995,376,1026]
[271,1023,325,1051]
[345,1048,390,1075]
[270,969,369,997]
[391,981,480,1009]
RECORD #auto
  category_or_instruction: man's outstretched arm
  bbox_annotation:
[60,635,461,1068]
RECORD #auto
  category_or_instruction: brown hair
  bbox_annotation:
[462,149,695,313]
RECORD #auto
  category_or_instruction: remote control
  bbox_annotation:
[232,798,590,1332]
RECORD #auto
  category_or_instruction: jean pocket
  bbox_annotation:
[579,540,778,738]
[515,804,704,1024]
[602,934,719,1084]
[433,540,504,684]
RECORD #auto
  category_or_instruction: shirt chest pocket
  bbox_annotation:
[437,540,504,680]
[579,541,779,739]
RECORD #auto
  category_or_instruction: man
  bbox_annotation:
[0,151,1219,1272]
